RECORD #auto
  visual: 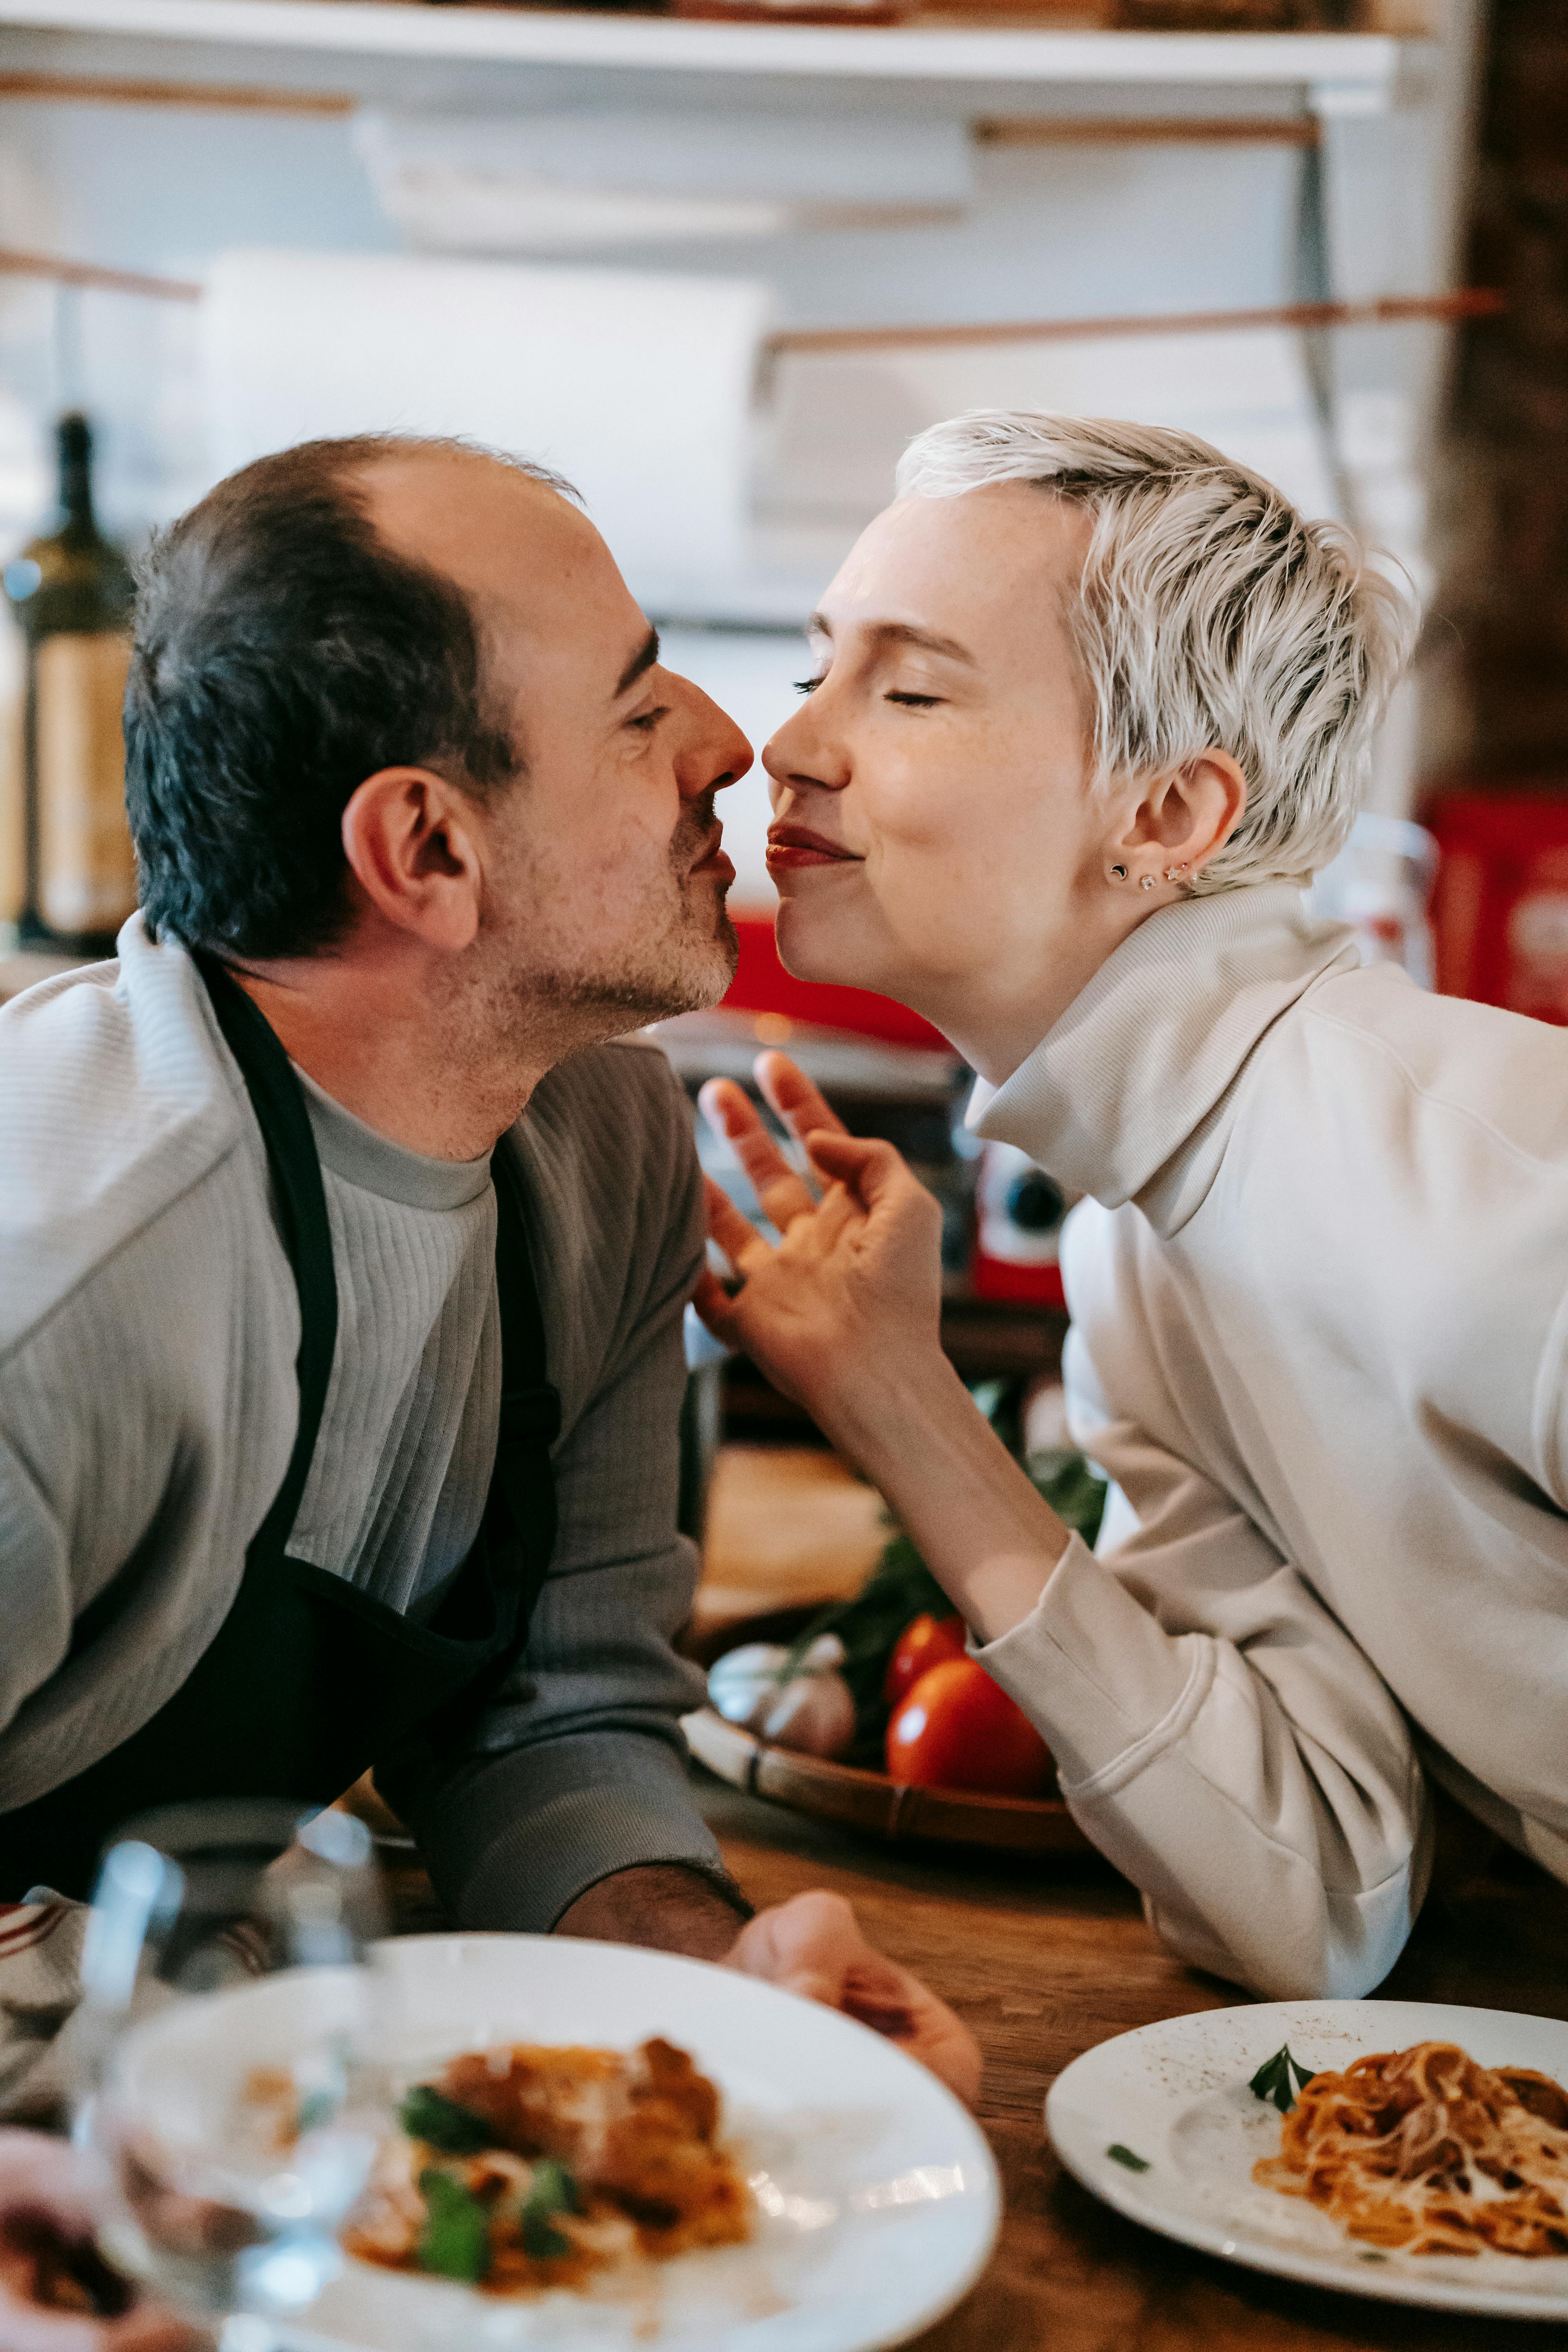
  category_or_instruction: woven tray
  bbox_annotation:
[682,1607,1091,1858]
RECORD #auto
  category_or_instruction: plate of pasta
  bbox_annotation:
[111,1932,998,2352]
[1046,1999,1568,2316]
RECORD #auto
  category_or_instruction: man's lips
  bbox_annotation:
[766,824,862,871]
[688,830,734,883]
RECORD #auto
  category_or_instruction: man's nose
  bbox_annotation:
[677,682,753,799]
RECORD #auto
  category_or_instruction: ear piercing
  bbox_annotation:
[1140,875,1155,892]
[1110,864,1128,880]
[1164,862,1189,882]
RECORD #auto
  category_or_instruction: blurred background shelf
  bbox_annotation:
[0,2,1421,99]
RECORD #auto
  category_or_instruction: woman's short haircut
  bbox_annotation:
[895,410,1419,894]
[125,434,575,959]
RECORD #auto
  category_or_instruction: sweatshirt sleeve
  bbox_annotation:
[380,1057,728,1932]
[974,1315,1430,2001]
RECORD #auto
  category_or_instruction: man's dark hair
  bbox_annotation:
[125,434,575,958]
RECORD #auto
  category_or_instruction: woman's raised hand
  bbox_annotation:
[694,1052,946,1436]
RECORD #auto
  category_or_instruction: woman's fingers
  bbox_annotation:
[806,1130,911,1211]
[754,1054,849,1151]
[702,1174,772,1270]
[698,1080,818,1234]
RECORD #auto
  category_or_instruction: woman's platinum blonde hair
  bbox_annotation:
[895,410,1419,895]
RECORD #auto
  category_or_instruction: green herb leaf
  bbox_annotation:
[1357,2249,1388,2264]
[1249,2045,1318,2115]
[521,2158,581,2259]
[400,2083,492,2155]
[417,2168,490,2282]
[1106,2143,1151,2173]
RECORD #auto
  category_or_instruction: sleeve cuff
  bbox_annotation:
[973,1531,1204,1789]
[412,1731,726,1933]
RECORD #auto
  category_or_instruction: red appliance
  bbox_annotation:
[1426,789,1568,1024]
[722,913,947,1050]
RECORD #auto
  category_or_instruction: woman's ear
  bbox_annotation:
[1115,751,1247,887]
[340,766,486,953]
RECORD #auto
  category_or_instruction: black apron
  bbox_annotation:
[0,957,560,1903]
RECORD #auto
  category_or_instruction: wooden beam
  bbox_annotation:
[973,112,1319,147]
[767,287,1505,359]
[0,248,201,301]
[0,70,353,116]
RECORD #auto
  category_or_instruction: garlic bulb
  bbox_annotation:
[707,1642,790,1732]
[761,1667,857,1760]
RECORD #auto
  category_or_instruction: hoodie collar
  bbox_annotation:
[967,883,1359,1215]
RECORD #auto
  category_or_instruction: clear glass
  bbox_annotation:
[71,1800,388,2351]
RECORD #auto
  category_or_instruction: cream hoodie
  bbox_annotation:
[969,883,1568,2000]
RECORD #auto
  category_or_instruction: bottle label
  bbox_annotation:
[36,630,136,936]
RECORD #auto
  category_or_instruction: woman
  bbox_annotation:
[697,409,1568,2004]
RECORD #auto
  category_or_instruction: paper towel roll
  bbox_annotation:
[203,249,772,608]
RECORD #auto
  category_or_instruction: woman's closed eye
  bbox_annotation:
[793,676,824,697]
[885,690,944,708]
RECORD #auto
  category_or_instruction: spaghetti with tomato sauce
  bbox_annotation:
[1255,2040,1568,2257]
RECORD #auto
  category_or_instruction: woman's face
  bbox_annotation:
[762,483,1111,1055]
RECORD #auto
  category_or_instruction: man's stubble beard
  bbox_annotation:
[470,801,741,1071]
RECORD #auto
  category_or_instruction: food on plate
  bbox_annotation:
[883,1612,968,1706]
[345,2037,750,2293]
[707,1633,856,1759]
[885,1659,1053,1796]
[1252,2038,1568,2256]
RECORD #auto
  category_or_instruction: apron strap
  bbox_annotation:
[194,953,339,1555]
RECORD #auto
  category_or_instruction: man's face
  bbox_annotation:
[762,484,1102,1039]
[365,453,751,1035]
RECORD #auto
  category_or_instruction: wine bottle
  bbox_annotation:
[2,413,137,949]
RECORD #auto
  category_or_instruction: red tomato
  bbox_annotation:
[883,1612,968,1707]
[885,1659,1053,1797]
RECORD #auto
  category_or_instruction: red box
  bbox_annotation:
[1426,788,1568,1024]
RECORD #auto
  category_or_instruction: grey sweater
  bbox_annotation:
[0,916,721,1928]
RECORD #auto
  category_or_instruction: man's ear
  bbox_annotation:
[340,766,486,953]
[1117,750,1247,880]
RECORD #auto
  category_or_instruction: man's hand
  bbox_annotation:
[0,2132,204,2352]
[727,1893,982,2107]
[556,1869,981,2106]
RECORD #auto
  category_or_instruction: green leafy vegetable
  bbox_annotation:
[1106,2144,1151,2173]
[1249,2045,1318,2115]
[520,2158,581,2260]
[400,2083,492,2155]
[1027,1448,1108,1549]
[417,2169,490,2282]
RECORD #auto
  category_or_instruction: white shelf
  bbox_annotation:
[0,0,1416,100]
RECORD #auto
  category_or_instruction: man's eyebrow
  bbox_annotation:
[613,626,661,699]
[806,613,976,667]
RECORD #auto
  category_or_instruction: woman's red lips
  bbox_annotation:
[766,824,862,871]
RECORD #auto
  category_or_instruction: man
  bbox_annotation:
[693,407,1568,2009]
[0,436,975,2347]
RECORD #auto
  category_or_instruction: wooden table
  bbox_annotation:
[690,1770,1568,2352]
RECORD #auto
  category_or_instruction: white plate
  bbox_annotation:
[120,1931,999,2352]
[1047,1998,1568,2320]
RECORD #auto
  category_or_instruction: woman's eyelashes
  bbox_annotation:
[793,676,823,697]
[885,690,943,708]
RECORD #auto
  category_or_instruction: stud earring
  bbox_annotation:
[1140,875,1155,892]
[1110,863,1128,880]
[1164,862,1189,882]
